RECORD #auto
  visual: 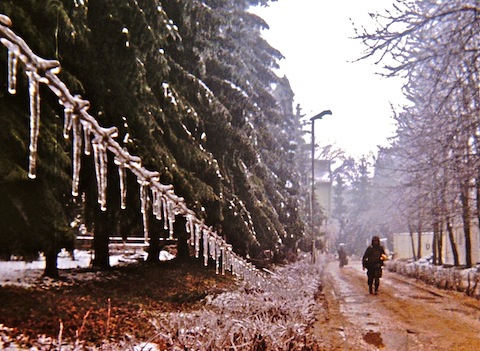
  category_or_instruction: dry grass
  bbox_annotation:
[0,257,235,348]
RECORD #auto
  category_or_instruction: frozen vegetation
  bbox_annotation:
[387,259,480,298]
[152,256,323,350]
[0,253,324,350]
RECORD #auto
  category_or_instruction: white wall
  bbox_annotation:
[393,232,434,260]
[393,225,480,265]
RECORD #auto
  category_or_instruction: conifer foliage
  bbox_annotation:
[0,0,305,274]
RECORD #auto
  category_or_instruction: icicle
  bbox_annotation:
[92,137,108,211]
[162,196,168,230]
[71,113,82,197]
[151,188,160,219]
[81,120,92,155]
[62,104,73,139]
[203,229,209,266]
[118,164,127,209]
[186,215,195,244]
[139,181,150,240]
[209,234,216,260]
[167,199,175,239]
[0,38,19,95]
[194,223,201,258]
[7,48,18,94]
[215,240,221,274]
[231,256,237,276]
[142,210,149,242]
[25,65,41,179]
[227,245,233,272]
[139,182,148,214]
[221,244,226,275]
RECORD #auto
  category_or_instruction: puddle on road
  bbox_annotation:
[363,329,418,350]
[363,330,385,348]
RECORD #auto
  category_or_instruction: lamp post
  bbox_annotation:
[310,110,332,263]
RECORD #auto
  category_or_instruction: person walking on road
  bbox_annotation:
[362,236,386,294]
[337,245,348,268]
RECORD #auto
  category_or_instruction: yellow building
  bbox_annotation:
[313,159,332,220]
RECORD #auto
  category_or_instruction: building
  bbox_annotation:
[393,226,480,265]
[313,159,332,220]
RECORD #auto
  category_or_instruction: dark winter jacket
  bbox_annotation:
[362,244,385,270]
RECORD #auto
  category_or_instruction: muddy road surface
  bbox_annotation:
[311,260,480,350]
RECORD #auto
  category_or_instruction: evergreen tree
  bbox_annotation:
[0,0,306,274]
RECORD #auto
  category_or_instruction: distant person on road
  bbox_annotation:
[362,236,386,294]
[337,245,348,268]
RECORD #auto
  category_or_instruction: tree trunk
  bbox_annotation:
[175,217,190,260]
[43,249,59,278]
[460,186,473,268]
[416,222,422,259]
[432,218,443,265]
[437,225,443,266]
[92,205,110,269]
[446,217,459,267]
[147,213,160,263]
[409,225,417,261]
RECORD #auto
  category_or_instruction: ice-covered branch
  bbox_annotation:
[0,14,264,283]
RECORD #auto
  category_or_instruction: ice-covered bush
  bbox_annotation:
[150,255,324,350]
[386,260,480,297]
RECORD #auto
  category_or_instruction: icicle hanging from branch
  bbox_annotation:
[162,196,168,230]
[186,215,195,244]
[7,44,18,94]
[167,199,175,239]
[214,240,221,274]
[139,180,150,241]
[71,113,82,196]
[114,155,127,210]
[0,14,266,284]
[203,228,209,266]
[194,223,201,258]
[25,64,42,179]
[62,103,73,139]
[81,120,92,155]
[151,187,160,219]
[92,136,108,211]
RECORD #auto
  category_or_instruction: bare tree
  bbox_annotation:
[356,0,479,266]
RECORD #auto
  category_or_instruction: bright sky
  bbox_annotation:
[252,0,407,159]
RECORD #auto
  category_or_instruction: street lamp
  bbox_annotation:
[310,110,332,263]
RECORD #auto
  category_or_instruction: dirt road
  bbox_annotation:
[311,259,480,351]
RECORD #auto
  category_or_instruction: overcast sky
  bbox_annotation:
[252,0,407,159]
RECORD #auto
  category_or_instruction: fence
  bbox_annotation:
[0,14,264,284]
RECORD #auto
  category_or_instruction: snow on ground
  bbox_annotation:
[0,249,174,287]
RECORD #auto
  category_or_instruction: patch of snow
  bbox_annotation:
[0,249,174,287]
